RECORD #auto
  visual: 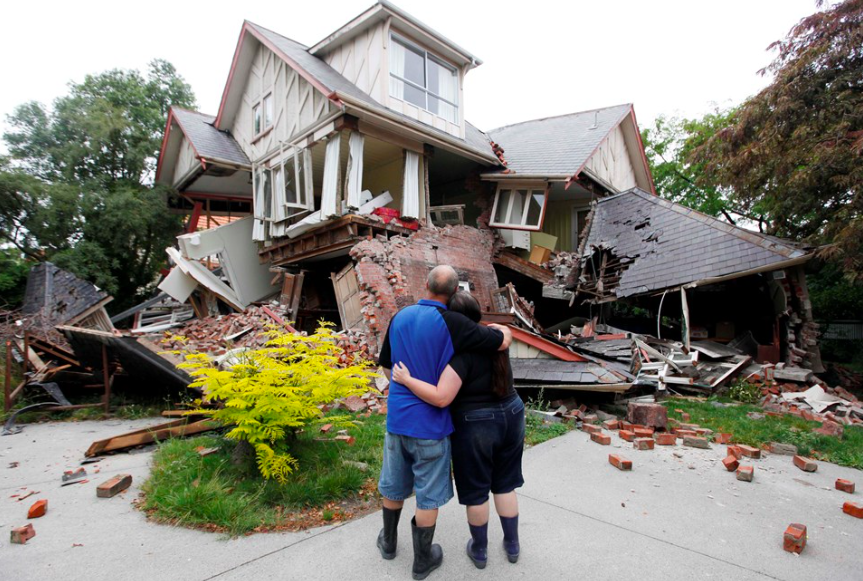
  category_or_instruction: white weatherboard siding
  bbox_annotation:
[321,21,388,105]
[583,124,638,193]
[230,43,336,163]
[172,136,197,187]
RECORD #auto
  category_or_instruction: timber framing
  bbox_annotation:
[493,250,555,285]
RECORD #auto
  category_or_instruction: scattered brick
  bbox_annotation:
[343,395,368,413]
[334,435,356,445]
[678,422,700,431]
[727,445,743,459]
[603,419,620,431]
[634,438,655,451]
[681,412,691,422]
[96,474,133,498]
[626,402,668,429]
[27,499,47,519]
[694,428,714,437]
[633,427,654,438]
[713,433,732,444]
[582,414,599,424]
[10,524,35,544]
[793,455,817,473]
[320,424,334,433]
[814,420,844,438]
[619,421,636,431]
[590,432,611,445]
[722,455,739,472]
[683,436,710,449]
[769,442,798,456]
[619,430,636,442]
[675,429,698,439]
[737,465,754,482]
[836,479,856,494]
[582,424,603,435]
[655,433,676,446]
[609,454,632,471]
[843,502,863,519]
[738,445,762,459]
[783,523,806,554]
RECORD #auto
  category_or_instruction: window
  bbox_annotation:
[253,93,274,137]
[253,104,262,135]
[389,35,458,124]
[489,185,549,231]
[263,93,273,128]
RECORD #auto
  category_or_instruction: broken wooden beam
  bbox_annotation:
[85,418,219,457]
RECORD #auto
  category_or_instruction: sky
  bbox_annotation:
[0,0,819,140]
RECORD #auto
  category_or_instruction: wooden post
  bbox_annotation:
[4,341,12,412]
[22,332,29,375]
[101,343,111,414]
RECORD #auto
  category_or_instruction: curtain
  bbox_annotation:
[345,132,365,209]
[389,40,406,100]
[303,149,315,211]
[403,150,420,219]
[320,134,341,217]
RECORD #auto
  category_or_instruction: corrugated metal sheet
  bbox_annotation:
[820,321,863,340]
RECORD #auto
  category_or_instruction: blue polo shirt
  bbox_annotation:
[378,299,504,439]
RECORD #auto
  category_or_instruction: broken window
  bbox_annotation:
[389,35,459,124]
[430,204,465,227]
[490,185,548,231]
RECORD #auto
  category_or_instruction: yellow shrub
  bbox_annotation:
[171,323,377,483]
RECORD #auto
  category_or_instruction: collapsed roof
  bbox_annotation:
[22,262,112,327]
[568,188,812,300]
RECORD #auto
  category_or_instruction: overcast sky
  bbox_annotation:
[1,0,818,140]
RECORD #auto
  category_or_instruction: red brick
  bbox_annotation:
[736,465,754,482]
[626,402,668,429]
[713,433,733,444]
[694,428,713,437]
[334,435,356,445]
[681,412,691,422]
[590,432,611,445]
[582,424,603,435]
[783,523,807,553]
[722,455,739,472]
[683,436,710,449]
[603,419,620,431]
[619,430,636,442]
[814,420,844,438]
[634,437,655,451]
[678,422,700,431]
[843,502,863,518]
[655,433,676,446]
[320,423,334,433]
[675,429,698,439]
[97,474,133,498]
[836,479,856,494]
[27,499,47,519]
[608,454,632,471]
[10,524,35,544]
[793,455,817,473]
[738,445,762,459]
[633,427,654,438]
[727,445,743,459]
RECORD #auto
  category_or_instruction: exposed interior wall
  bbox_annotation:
[172,136,197,186]
[583,123,638,192]
[349,226,500,353]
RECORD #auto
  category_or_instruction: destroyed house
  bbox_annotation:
[155,2,653,344]
[154,1,817,373]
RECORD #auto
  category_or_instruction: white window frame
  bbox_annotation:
[252,92,274,138]
[489,183,549,231]
[263,93,274,128]
[252,103,262,136]
[389,33,459,123]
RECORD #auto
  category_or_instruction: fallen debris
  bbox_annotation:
[97,474,133,498]
[609,454,632,471]
[27,499,47,518]
[737,465,754,482]
[590,432,611,445]
[836,479,855,494]
[61,467,87,486]
[86,419,220,457]
[10,524,36,545]
[783,523,807,554]
[683,436,710,449]
[843,502,863,519]
[722,456,739,472]
[793,455,818,473]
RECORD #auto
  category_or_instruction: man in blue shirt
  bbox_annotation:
[376,265,511,580]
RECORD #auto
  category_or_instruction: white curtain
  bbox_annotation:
[303,148,315,211]
[345,132,364,209]
[273,165,287,221]
[320,134,341,217]
[389,40,406,100]
[402,150,420,219]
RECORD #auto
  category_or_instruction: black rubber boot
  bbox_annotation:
[411,516,443,580]
[377,506,401,559]
[500,514,520,563]
[466,522,488,569]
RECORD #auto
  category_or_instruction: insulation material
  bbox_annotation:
[345,132,365,209]
[165,247,244,311]
[402,150,420,219]
[781,385,844,414]
[321,134,341,217]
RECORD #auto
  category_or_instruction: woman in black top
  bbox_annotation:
[392,291,524,569]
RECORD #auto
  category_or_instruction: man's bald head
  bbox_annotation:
[427,265,459,300]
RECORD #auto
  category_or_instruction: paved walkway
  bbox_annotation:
[2,418,862,580]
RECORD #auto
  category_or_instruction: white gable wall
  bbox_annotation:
[230,43,337,164]
[172,135,198,187]
[582,124,638,193]
[321,21,388,106]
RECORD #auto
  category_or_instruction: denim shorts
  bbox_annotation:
[378,433,454,510]
[451,395,525,506]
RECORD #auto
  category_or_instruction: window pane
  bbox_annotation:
[253,105,261,134]
[494,189,512,224]
[262,169,272,218]
[284,157,298,205]
[392,39,425,87]
[391,77,426,109]
[510,190,527,225]
[428,59,457,104]
[429,96,457,124]
[525,190,545,227]
[264,95,273,128]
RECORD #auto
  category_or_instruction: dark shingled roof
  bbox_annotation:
[172,108,250,167]
[246,22,500,165]
[22,262,110,326]
[486,104,632,176]
[576,188,810,298]
[510,359,626,384]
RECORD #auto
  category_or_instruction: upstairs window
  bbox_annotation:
[489,185,549,231]
[253,93,274,137]
[253,104,262,135]
[263,93,274,128]
[390,35,458,124]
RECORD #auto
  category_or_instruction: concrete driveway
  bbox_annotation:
[2,418,861,580]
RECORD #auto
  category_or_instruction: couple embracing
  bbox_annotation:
[376,265,526,579]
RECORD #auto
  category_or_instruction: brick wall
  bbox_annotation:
[350,225,500,354]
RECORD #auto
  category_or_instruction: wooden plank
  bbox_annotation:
[4,341,12,412]
[493,251,554,285]
[85,419,218,457]
[27,338,82,369]
[710,356,752,388]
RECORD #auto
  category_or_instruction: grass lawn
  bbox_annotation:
[664,397,863,470]
[141,408,571,535]
[525,412,574,446]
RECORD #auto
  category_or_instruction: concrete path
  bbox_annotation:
[1,418,862,580]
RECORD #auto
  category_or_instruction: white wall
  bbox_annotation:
[583,124,638,192]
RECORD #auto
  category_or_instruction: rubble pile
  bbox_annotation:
[335,329,374,367]
[759,380,863,427]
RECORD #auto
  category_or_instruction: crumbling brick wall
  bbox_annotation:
[350,225,500,354]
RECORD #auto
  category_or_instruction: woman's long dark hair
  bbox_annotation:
[448,291,512,398]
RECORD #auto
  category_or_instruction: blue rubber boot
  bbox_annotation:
[466,522,488,569]
[500,515,520,563]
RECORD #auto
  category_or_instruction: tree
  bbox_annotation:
[691,0,863,279]
[1,59,195,310]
